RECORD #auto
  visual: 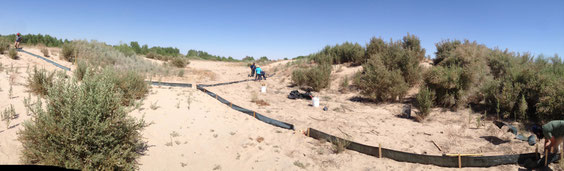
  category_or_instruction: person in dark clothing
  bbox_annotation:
[259,71,266,80]
[250,63,256,77]
[15,33,22,49]
[532,120,564,153]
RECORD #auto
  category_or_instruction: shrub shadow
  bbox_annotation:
[480,136,510,145]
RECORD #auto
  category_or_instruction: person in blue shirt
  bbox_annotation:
[255,66,262,81]
[14,33,22,49]
[250,63,256,77]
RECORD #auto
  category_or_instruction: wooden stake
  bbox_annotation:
[378,144,382,158]
[545,149,548,166]
[431,140,442,152]
[458,154,461,168]
[307,128,310,137]
[253,111,256,118]
[230,102,232,108]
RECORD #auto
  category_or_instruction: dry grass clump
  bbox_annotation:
[19,70,147,170]
[8,48,18,59]
[330,137,351,154]
[41,47,50,57]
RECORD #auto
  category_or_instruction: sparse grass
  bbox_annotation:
[8,48,18,59]
[170,131,180,137]
[339,76,350,93]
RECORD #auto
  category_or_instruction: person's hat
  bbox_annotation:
[17,33,20,36]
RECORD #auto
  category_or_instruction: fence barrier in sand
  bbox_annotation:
[20,50,557,169]
[196,85,294,130]
[19,49,71,71]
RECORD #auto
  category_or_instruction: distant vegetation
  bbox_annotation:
[0,33,67,47]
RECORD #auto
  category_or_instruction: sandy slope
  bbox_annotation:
[0,47,548,170]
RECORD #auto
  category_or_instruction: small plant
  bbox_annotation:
[41,47,50,57]
[170,57,188,68]
[0,38,9,54]
[150,101,160,110]
[330,137,351,154]
[416,86,435,118]
[186,92,192,109]
[293,161,306,169]
[8,84,13,99]
[339,76,350,93]
[1,104,17,129]
[177,70,185,77]
[61,43,76,62]
[170,131,180,137]
[8,48,18,59]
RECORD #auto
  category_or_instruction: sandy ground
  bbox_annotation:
[0,47,550,170]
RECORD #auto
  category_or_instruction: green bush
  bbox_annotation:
[354,55,408,101]
[19,71,147,170]
[291,64,331,91]
[100,68,149,106]
[26,67,55,96]
[402,33,426,62]
[312,42,365,65]
[61,43,76,62]
[8,48,18,59]
[416,86,435,117]
[424,40,492,109]
[170,57,188,68]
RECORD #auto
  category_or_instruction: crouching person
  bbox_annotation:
[532,120,564,154]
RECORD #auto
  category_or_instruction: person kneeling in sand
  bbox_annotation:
[532,120,564,153]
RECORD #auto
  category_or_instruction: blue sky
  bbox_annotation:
[1,0,562,59]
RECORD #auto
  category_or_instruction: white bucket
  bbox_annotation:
[312,97,320,107]
[261,86,267,93]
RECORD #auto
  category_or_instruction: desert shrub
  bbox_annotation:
[8,48,18,59]
[74,61,90,81]
[114,43,136,57]
[424,40,492,109]
[291,64,331,91]
[27,67,55,96]
[0,38,10,54]
[145,52,159,59]
[99,68,149,106]
[311,42,365,65]
[61,43,76,62]
[170,57,188,68]
[416,86,435,117]
[355,55,408,101]
[354,35,423,102]
[19,72,147,170]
